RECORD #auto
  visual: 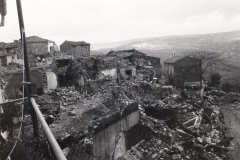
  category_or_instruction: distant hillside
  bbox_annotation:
[92,30,240,84]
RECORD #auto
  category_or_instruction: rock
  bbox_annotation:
[60,106,66,112]
[204,137,212,144]
[151,153,158,158]
[177,145,184,152]
[68,110,76,116]
[62,147,70,156]
[172,154,181,160]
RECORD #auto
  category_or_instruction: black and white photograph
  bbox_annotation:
[0,0,240,159]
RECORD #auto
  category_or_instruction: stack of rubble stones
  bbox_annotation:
[118,92,232,160]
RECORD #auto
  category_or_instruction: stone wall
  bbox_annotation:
[0,56,7,66]
[120,67,137,79]
[73,45,90,58]
[145,56,161,69]
[174,57,201,87]
[46,71,57,91]
[100,68,117,80]
[60,42,73,54]
[68,103,140,160]
[92,111,139,160]
[60,42,90,59]
[5,70,44,99]
[27,42,48,55]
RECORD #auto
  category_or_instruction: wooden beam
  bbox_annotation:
[0,97,28,105]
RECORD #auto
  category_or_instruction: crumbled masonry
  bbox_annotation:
[0,52,237,160]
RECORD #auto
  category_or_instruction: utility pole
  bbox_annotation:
[0,0,6,27]
[16,0,39,137]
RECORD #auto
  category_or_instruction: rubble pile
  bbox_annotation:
[130,94,232,160]
[225,92,240,104]
[0,63,21,74]
[48,87,81,106]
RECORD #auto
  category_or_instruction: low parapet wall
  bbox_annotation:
[67,103,140,160]
[92,111,139,160]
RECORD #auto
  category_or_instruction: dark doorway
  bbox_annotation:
[125,69,132,76]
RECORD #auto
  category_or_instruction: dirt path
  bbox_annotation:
[222,105,240,160]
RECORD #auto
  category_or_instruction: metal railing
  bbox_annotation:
[30,98,67,160]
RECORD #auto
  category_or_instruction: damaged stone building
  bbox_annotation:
[0,42,234,160]
[60,41,90,58]
[107,49,162,81]
[164,56,201,87]
[24,36,58,56]
[0,43,18,66]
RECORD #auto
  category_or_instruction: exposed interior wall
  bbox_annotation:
[100,68,117,79]
[92,111,140,160]
[6,55,17,65]
[5,70,44,99]
[120,67,137,79]
[46,71,57,91]
[47,42,54,52]
[17,58,23,65]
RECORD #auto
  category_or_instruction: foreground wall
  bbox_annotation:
[67,103,140,160]
[92,111,139,160]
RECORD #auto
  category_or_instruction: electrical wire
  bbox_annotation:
[5,29,25,160]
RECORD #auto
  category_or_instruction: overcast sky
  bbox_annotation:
[1,0,240,45]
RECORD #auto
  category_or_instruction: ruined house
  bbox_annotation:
[164,56,201,87]
[24,36,58,55]
[60,41,90,59]
[12,36,58,66]
[145,55,162,77]
[0,43,18,66]
[107,49,161,81]
[93,56,118,80]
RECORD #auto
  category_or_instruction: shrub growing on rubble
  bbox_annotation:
[210,72,221,88]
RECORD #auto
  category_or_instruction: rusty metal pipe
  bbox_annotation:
[30,98,67,160]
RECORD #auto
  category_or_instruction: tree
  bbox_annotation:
[210,72,221,88]
[188,51,225,88]
[221,82,232,92]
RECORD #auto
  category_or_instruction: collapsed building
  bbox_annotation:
[0,42,18,66]
[0,36,58,67]
[164,56,202,87]
[107,49,162,81]
[0,43,234,160]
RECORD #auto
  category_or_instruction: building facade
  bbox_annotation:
[60,41,90,59]
[0,43,18,66]
[24,36,58,55]
[107,49,162,81]
[164,56,201,87]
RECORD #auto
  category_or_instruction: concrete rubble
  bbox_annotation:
[33,77,233,160]
[0,53,235,160]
